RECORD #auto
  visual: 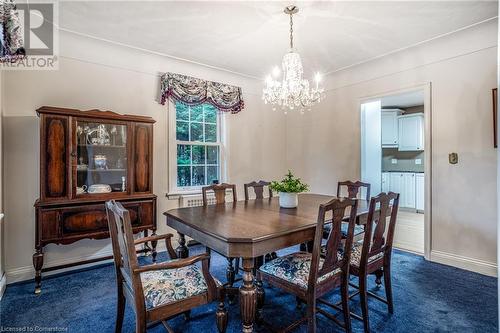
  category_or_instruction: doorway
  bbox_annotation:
[361,85,431,258]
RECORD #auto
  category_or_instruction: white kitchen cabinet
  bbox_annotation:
[402,173,416,208]
[381,109,402,147]
[387,172,416,208]
[389,172,403,198]
[398,113,424,151]
[415,173,425,211]
[381,172,390,193]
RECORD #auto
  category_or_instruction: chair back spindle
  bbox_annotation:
[361,192,400,265]
[337,180,371,201]
[106,200,145,305]
[308,198,358,289]
[202,183,237,205]
[244,181,273,200]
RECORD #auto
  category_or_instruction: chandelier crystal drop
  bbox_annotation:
[263,5,324,114]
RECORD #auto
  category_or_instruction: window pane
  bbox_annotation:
[205,105,217,123]
[176,102,189,121]
[207,166,219,184]
[207,146,219,164]
[192,166,206,186]
[177,145,191,165]
[176,121,189,141]
[190,122,203,142]
[190,105,204,122]
[192,145,206,164]
[205,124,217,142]
[177,166,191,187]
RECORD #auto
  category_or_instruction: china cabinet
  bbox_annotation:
[33,106,156,294]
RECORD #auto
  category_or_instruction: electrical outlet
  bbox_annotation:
[415,159,422,165]
[391,159,397,164]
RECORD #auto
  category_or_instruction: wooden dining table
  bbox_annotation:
[164,193,370,333]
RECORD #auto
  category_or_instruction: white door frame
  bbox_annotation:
[359,82,432,260]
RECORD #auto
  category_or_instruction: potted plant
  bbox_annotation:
[270,170,309,208]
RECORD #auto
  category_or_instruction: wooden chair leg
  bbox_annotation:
[206,247,212,268]
[341,274,352,333]
[115,292,126,333]
[216,299,228,333]
[226,258,235,286]
[374,269,383,288]
[234,257,240,275]
[384,263,394,314]
[135,315,147,333]
[307,297,317,333]
[359,275,370,333]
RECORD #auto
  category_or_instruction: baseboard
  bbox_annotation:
[0,272,6,300]
[393,242,424,255]
[430,250,497,277]
[6,243,168,284]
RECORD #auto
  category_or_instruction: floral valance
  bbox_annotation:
[1,0,25,62]
[159,72,244,114]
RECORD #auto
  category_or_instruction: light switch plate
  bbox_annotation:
[391,159,397,164]
[415,159,422,165]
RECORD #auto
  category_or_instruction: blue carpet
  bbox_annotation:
[1,246,497,332]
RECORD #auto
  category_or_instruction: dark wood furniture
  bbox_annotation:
[244,181,276,263]
[164,193,371,333]
[258,197,358,333]
[243,180,272,201]
[106,200,227,333]
[337,180,371,201]
[33,106,157,294]
[201,183,240,290]
[348,192,400,333]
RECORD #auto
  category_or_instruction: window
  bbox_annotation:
[169,101,224,193]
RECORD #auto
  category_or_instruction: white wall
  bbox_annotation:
[286,19,498,275]
[3,31,286,283]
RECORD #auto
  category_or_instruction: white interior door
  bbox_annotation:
[361,100,382,196]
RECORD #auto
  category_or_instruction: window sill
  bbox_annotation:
[166,191,202,199]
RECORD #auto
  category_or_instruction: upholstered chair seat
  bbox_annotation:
[259,252,342,290]
[349,242,384,268]
[141,264,221,309]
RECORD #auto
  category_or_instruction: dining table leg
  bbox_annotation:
[176,232,189,258]
[240,258,257,333]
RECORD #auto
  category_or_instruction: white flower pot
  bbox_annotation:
[279,192,299,208]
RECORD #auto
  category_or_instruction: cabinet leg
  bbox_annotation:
[176,233,189,259]
[33,248,44,295]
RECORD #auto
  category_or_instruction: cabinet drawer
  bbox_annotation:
[37,199,155,242]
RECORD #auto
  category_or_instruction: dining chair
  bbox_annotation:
[337,180,371,201]
[106,200,227,333]
[202,184,241,291]
[258,197,359,333]
[243,180,277,264]
[348,192,400,333]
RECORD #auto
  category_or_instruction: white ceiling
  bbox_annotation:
[381,90,424,108]
[59,1,498,79]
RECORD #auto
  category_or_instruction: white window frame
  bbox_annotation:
[168,100,227,195]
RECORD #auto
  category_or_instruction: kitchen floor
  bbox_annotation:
[393,209,424,254]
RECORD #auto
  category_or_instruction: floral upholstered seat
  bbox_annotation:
[259,252,342,289]
[141,264,220,309]
[349,242,384,268]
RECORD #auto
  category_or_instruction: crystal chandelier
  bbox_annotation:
[263,5,324,114]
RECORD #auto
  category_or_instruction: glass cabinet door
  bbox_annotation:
[74,120,128,196]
